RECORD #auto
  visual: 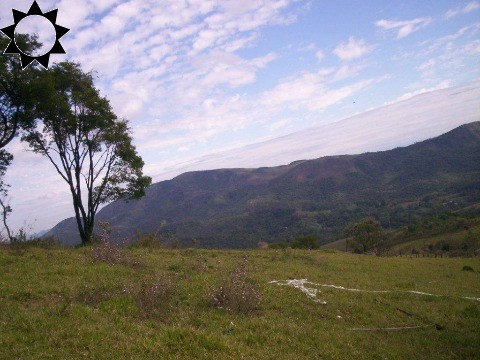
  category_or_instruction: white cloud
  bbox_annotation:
[385,81,451,104]
[315,50,325,61]
[333,37,374,61]
[419,37,480,81]
[332,63,366,82]
[376,18,432,39]
[199,51,275,88]
[133,60,384,158]
[446,1,480,19]
[152,81,480,182]
[259,65,384,113]
[416,58,436,71]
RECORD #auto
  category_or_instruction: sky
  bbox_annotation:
[0,0,479,233]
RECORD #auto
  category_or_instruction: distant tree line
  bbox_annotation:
[344,213,479,257]
[269,235,320,249]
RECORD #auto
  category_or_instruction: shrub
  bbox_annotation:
[70,275,178,319]
[269,242,288,249]
[292,235,319,249]
[257,242,269,250]
[90,222,137,266]
[131,275,177,319]
[73,275,177,320]
[73,284,115,307]
[210,256,260,314]
[462,265,474,272]
[345,217,384,253]
[5,229,59,255]
[129,220,175,248]
[130,233,163,248]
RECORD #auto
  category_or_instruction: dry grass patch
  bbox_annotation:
[210,256,261,314]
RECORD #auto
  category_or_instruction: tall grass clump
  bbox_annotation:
[72,276,177,321]
[210,256,261,314]
[131,275,178,320]
[89,222,137,266]
[129,228,183,249]
[3,229,60,255]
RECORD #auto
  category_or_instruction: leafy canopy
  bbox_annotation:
[0,34,42,240]
[0,34,40,149]
[345,217,384,253]
[23,61,151,243]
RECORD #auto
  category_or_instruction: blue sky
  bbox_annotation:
[0,0,479,233]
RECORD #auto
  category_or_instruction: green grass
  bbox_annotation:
[0,247,479,359]
[391,223,480,256]
[321,238,347,251]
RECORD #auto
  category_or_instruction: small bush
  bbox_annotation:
[130,233,163,248]
[90,222,137,266]
[73,275,177,320]
[270,236,319,250]
[2,226,60,255]
[73,284,116,307]
[130,232,182,249]
[257,242,269,250]
[91,240,127,266]
[210,256,261,314]
[462,265,474,272]
[269,242,288,249]
[131,275,177,319]
[292,235,319,249]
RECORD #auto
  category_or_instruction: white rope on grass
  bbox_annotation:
[270,279,480,304]
[349,325,434,331]
[462,296,480,302]
[315,283,391,293]
[269,279,327,304]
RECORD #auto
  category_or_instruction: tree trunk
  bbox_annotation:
[83,218,95,245]
[74,213,87,245]
[70,194,89,245]
[82,227,92,245]
[0,198,12,241]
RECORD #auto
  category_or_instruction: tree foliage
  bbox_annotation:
[292,235,319,249]
[0,34,39,149]
[345,217,384,253]
[0,34,41,238]
[24,62,151,244]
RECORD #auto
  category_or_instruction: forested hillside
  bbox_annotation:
[48,122,480,248]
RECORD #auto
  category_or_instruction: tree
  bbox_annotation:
[0,34,41,238]
[0,174,12,242]
[0,34,40,148]
[345,217,384,253]
[24,62,151,245]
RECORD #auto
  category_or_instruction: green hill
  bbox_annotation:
[1,246,479,359]
[386,217,480,257]
[48,122,480,247]
[322,214,480,256]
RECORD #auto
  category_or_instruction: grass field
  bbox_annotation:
[1,246,479,359]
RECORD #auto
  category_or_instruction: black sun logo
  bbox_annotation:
[0,1,69,69]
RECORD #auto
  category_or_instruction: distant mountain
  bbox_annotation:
[33,229,50,238]
[48,122,480,248]
[154,81,480,180]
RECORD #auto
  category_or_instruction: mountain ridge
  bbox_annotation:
[48,121,480,247]
[152,81,480,181]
